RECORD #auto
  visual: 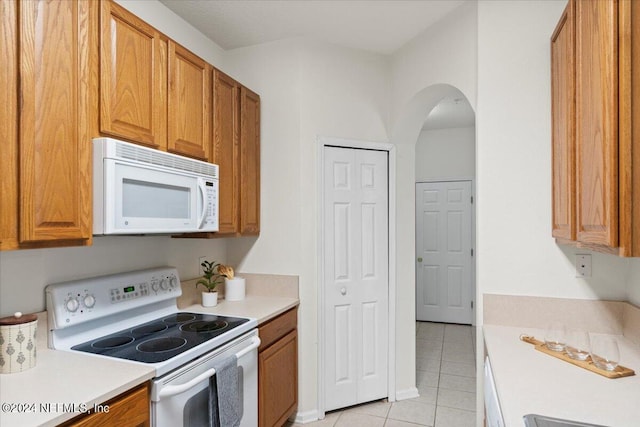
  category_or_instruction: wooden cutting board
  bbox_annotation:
[520,335,635,379]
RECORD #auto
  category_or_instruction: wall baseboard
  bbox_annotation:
[395,387,420,401]
[293,409,319,424]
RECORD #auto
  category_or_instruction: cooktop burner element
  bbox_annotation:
[71,312,250,364]
[92,336,134,349]
[181,320,228,333]
[162,313,196,324]
[138,337,187,353]
[131,323,168,337]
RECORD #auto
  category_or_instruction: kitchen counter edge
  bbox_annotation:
[483,324,640,427]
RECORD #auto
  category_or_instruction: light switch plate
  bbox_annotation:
[575,254,592,278]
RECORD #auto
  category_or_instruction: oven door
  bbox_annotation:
[151,330,259,427]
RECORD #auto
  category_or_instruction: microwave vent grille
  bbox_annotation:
[115,143,218,178]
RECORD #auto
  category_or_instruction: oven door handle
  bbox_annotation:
[153,336,261,401]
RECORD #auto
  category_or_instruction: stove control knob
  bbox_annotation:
[65,297,80,313]
[83,294,96,308]
[169,276,178,288]
[160,278,169,290]
[151,280,159,292]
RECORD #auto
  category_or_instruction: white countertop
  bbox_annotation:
[0,346,155,427]
[0,295,298,427]
[484,325,640,427]
[183,295,299,324]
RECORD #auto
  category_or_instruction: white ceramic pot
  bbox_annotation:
[224,277,245,301]
[0,312,37,374]
[202,291,218,307]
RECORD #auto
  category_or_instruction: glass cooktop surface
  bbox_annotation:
[71,312,249,363]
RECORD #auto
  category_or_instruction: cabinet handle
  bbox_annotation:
[340,287,347,295]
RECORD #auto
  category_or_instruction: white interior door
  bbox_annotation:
[416,181,473,324]
[323,146,388,412]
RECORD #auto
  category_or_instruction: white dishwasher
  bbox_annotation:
[484,356,505,427]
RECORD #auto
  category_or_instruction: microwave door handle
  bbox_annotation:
[153,336,261,401]
[197,179,207,229]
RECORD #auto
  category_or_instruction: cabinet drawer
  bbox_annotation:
[61,383,149,427]
[258,307,297,351]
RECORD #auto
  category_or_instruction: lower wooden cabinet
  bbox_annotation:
[258,308,298,427]
[60,383,150,427]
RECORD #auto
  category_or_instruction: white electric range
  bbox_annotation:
[46,267,259,427]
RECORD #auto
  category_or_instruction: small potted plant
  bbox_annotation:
[196,260,224,307]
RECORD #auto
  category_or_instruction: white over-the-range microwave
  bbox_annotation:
[93,137,219,235]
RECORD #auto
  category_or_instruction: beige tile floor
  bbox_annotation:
[286,322,477,427]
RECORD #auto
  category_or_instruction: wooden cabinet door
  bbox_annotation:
[240,87,261,235]
[62,383,149,427]
[168,42,211,161]
[618,0,640,257]
[551,0,576,242]
[259,330,298,427]
[212,69,240,234]
[575,0,619,248]
[0,0,18,249]
[100,0,167,150]
[19,0,94,243]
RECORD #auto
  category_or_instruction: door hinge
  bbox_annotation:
[471,301,474,309]
[471,196,474,204]
[471,248,474,256]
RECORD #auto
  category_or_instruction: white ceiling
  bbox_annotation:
[159,0,465,55]
[158,0,475,130]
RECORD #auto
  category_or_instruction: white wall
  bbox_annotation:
[476,0,628,321]
[628,263,640,306]
[0,236,228,317]
[415,126,475,181]
[389,1,478,398]
[391,2,478,124]
[223,38,389,418]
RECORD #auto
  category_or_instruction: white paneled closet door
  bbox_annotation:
[323,146,388,412]
[415,180,473,324]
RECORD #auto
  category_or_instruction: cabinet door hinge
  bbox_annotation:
[471,301,474,309]
[471,248,474,256]
[471,196,474,204]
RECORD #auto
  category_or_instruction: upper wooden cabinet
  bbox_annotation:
[551,0,576,242]
[551,0,640,256]
[1,0,261,250]
[212,69,240,234]
[99,0,167,150]
[575,0,619,248]
[206,72,261,237]
[240,87,261,235]
[168,42,211,161]
[0,0,19,250]
[0,0,95,249]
